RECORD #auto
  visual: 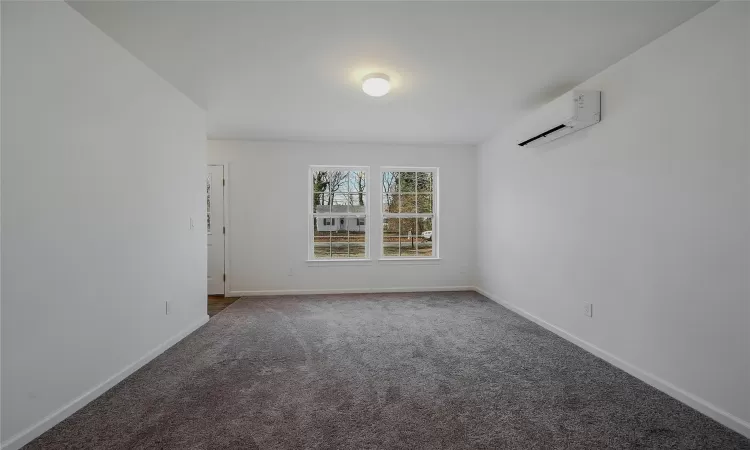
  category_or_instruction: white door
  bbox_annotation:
[207,165,225,295]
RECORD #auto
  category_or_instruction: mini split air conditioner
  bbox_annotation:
[517,90,601,148]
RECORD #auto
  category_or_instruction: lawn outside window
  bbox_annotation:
[309,166,370,261]
[381,167,438,260]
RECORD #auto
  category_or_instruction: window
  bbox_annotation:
[310,166,369,260]
[382,168,437,258]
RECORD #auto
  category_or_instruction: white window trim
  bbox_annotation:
[379,166,439,261]
[206,172,213,235]
[308,165,371,262]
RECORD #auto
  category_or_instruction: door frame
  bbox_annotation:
[208,163,230,296]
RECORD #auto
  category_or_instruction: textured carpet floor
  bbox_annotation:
[26,292,749,449]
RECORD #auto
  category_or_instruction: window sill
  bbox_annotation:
[378,258,442,265]
[306,259,373,267]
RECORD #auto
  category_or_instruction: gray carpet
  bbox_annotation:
[26,292,749,449]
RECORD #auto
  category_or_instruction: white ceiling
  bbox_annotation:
[71,1,713,145]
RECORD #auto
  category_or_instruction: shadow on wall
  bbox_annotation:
[516,81,580,113]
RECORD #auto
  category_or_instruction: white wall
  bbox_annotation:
[1,3,208,448]
[209,140,476,295]
[477,1,749,436]
[0,5,3,443]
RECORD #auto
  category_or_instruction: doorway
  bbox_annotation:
[207,164,225,295]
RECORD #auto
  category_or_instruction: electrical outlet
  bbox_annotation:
[288,268,294,277]
[189,217,195,230]
[166,300,171,315]
[583,303,593,318]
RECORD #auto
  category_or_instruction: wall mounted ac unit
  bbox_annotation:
[518,90,601,148]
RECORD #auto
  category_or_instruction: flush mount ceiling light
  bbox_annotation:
[362,73,391,97]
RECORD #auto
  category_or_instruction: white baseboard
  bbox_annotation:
[228,286,475,297]
[1,315,210,450]
[472,286,750,439]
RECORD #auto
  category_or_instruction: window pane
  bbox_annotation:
[313,170,348,194]
[331,225,348,258]
[417,172,432,193]
[349,217,366,240]
[400,172,416,193]
[349,244,366,258]
[332,193,348,205]
[348,171,366,195]
[350,228,366,244]
[316,217,332,229]
[383,193,398,213]
[312,170,328,193]
[348,193,366,213]
[417,194,432,213]
[382,171,399,194]
[331,194,348,214]
[313,226,332,259]
[382,218,399,257]
[316,192,357,213]
[399,218,417,256]
[330,171,348,193]
[313,192,328,213]
[400,247,418,256]
[317,192,333,210]
[400,194,416,213]
[417,217,433,257]
[331,242,349,258]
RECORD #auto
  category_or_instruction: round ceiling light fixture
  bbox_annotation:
[362,73,391,97]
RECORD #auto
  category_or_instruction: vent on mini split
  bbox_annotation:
[518,124,568,147]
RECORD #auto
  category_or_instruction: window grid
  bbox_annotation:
[381,168,437,258]
[310,166,369,260]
